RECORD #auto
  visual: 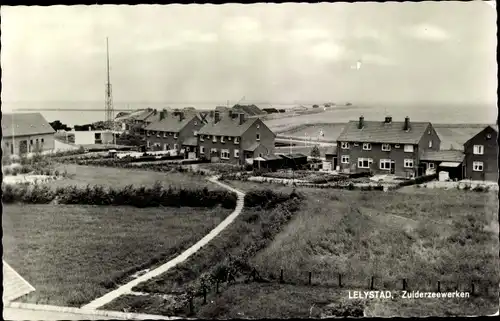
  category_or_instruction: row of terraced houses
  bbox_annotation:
[143,109,276,165]
[333,116,498,181]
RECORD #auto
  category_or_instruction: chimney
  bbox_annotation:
[179,111,185,121]
[358,116,364,129]
[214,111,220,124]
[88,126,92,131]
[384,116,392,124]
[160,110,166,121]
[239,113,245,125]
[404,116,410,131]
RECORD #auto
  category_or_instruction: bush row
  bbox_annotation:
[395,173,439,188]
[244,189,305,209]
[2,183,237,209]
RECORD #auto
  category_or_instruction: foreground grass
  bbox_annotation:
[2,204,232,307]
[205,180,499,316]
[49,163,222,190]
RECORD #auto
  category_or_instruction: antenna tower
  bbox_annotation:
[105,37,114,130]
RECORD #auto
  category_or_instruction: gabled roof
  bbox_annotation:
[198,116,259,137]
[133,109,157,121]
[145,114,197,132]
[337,120,430,144]
[282,153,307,159]
[244,142,262,152]
[421,150,465,163]
[232,104,266,116]
[463,125,498,147]
[1,113,55,138]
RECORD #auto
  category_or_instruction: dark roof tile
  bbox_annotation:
[1,113,55,137]
[337,120,430,144]
[421,150,465,162]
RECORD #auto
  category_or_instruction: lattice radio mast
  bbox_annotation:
[105,37,114,130]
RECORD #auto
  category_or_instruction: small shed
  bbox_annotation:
[280,153,308,169]
[253,154,285,170]
[325,146,338,168]
[421,150,465,180]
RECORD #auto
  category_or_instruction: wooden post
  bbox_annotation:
[402,279,406,291]
[437,281,441,292]
[370,276,375,290]
[471,282,475,295]
[338,273,342,287]
[308,272,312,285]
[189,295,194,315]
[203,285,207,305]
[280,269,284,283]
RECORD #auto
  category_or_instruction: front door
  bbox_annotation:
[390,161,395,174]
[19,140,28,154]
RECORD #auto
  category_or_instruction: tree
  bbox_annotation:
[311,145,321,158]
[49,120,71,131]
[312,104,319,108]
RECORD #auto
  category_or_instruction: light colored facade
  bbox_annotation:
[73,130,121,145]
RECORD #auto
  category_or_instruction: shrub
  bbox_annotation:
[2,184,237,209]
[244,189,295,209]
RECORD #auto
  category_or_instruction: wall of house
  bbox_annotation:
[198,118,276,165]
[464,127,498,181]
[74,130,119,145]
[417,124,441,160]
[2,133,55,156]
[336,141,420,177]
[240,118,276,158]
[199,134,243,164]
[145,116,204,152]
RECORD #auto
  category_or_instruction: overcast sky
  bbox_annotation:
[1,2,496,106]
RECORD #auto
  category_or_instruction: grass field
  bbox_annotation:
[2,204,232,307]
[203,180,499,317]
[49,163,222,190]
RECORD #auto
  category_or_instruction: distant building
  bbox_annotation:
[232,104,266,117]
[336,116,441,177]
[144,110,204,158]
[73,129,121,145]
[1,113,55,156]
[197,111,276,165]
[463,125,498,181]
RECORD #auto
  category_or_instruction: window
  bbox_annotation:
[341,155,350,164]
[259,153,263,157]
[163,143,168,150]
[213,136,217,143]
[395,144,400,148]
[147,140,150,147]
[234,137,240,144]
[194,131,198,136]
[380,159,392,170]
[404,159,414,168]
[428,163,435,169]
[221,136,225,143]
[174,133,178,139]
[473,161,484,171]
[228,136,232,141]
[200,146,205,154]
[194,121,198,125]
[341,142,350,149]
[357,158,373,168]
[256,134,260,141]
[164,132,168,137]
[362,143,371,150]
[221,149,230,159]
[381,144,391,151]
[174,144,178,150]
[234,149,239,158]
[186,147,190,152]
[428,140,433,148]
[473,145,484,155]
[428,129,431,134]
[41,138,44,143]
[353,143,359,147]
[30,140,33,145]
[256,124,260,129]
[147,131,150,136]
[404,144,414,153]
[211,148,217,154]
[157,132,160,137]
[200,135,204,141]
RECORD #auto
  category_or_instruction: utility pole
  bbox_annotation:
[105,37,115,144]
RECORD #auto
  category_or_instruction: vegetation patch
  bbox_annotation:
[2,182,237,209]
[2,204,232,307]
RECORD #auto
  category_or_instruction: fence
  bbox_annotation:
[182,267,497,315]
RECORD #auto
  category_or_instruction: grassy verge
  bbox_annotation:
[2,204,232,307]
[102,189,304,315]
[49,164,221,190]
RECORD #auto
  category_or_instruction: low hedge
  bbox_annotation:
[396,173,438,188]
[2,183,237,209]
[244,189,304,209]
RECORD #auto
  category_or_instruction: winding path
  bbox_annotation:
[81,176,245,310]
